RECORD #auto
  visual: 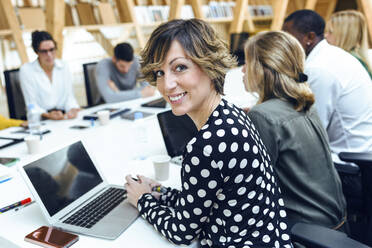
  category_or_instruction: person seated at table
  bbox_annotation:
[125,19,293,247]
[282,10,372,161]
[19,31,80,120]
[325,10,372,79]
[243,31,347,232]
[0,114,27,130]
[95,42,155,103]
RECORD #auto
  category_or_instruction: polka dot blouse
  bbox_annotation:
[137,99,293,248]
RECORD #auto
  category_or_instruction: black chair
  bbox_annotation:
[336,152,372,246]
[3,69,27,120]
[230,32,249,66]
[290,222,370,248]
[82,62,104,107]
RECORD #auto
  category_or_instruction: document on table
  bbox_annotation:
[0,171,31,209]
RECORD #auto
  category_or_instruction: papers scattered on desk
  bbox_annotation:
[0,236,22,248]
[0,171,31,210]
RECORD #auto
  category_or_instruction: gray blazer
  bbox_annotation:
[248,98,346,228]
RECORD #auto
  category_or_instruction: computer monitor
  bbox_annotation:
[157,110,197,158]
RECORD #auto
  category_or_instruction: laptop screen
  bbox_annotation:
[157,110,197,158]
[24,141,103,216]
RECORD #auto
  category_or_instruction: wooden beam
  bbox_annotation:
[0,0,28,63]
[46,0,65,59]
[293,0,305,10]
[358,0,372,43]
[89,31,115,57]
[271,0,289,31]
[324,0,337,21]
[229,0,248,33]
[116,0,145,48]
[190,0,204,19]
[169,0,185,20]
[305,0,318,10]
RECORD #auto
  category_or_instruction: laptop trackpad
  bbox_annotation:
[90,200,139,239]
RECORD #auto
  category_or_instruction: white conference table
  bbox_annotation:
[0,96,197,248]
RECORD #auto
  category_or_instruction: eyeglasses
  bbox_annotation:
[38,47,56,54]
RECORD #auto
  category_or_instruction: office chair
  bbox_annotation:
[82,62,104,107]
[3,69,27,120]
[336,152,372,246]
[230,32,249,66]
[290,222,370,248]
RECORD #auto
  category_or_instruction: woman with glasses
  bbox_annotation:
[20,31,80,120]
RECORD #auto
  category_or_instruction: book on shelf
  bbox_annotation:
[203,1,235,19]
[134,5,169,24]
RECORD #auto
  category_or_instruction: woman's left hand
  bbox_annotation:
[125,175,153,207]
[66,108,80,119]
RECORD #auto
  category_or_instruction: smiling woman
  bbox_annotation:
[19,31,80,121]
[125,19,293,248]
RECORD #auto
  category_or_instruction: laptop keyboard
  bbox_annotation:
[63,187,126,229]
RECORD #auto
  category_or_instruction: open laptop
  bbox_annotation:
[157,110,197,165]
[18,140,138,240]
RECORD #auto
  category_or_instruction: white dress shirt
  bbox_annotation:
[19,59,79,116]
[305,40,372,156]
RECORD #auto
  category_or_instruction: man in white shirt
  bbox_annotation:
[20,31,79,120]
[282,10,372,158]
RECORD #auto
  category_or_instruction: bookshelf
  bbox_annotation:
[0,0,371,67]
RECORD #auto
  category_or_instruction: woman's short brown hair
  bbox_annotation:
[244,31,314,112]
[140,18,236,94]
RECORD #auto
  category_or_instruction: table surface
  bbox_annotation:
[0,96,196,248]
[0,69,254,247]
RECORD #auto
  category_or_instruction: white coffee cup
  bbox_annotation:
[24,135,41,154]
[97,110,110,125]
[151,155,171,181]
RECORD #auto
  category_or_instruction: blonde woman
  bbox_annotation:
[325,10,372,79]
[243,31,347,232]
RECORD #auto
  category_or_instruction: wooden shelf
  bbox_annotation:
[0,29,12,36]
[207,17,234,24]
[252,16,273,21]
[1,0,371,67]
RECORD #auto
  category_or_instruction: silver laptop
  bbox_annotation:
[18,140,138,240]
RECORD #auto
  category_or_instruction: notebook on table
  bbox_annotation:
[157,110,197,165]
[83,107,130,120]
[18,140,138,240]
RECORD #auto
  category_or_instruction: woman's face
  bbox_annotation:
[155,40,214,120]
[325,30,336,46]
[37,40,56,67]
[242,63,249,92]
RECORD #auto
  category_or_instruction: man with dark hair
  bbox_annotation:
[95,42,155,103]
[283,10,372,161]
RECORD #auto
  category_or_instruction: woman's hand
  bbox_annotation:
[66,108,80,119]
[42,110,64,120]
[125,175,156,207]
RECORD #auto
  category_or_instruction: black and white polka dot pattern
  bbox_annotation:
[138,99,293,247]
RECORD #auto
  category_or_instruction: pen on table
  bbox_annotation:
[131,178,167,193]
[0,177,12,184]
[0,197,32,214]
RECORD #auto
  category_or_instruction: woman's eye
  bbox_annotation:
[175,65,187,72]
[154,70,164,78]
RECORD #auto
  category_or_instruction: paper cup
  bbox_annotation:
[151,155,170,181]
[24,135,41,154]
[97,110,110,125]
